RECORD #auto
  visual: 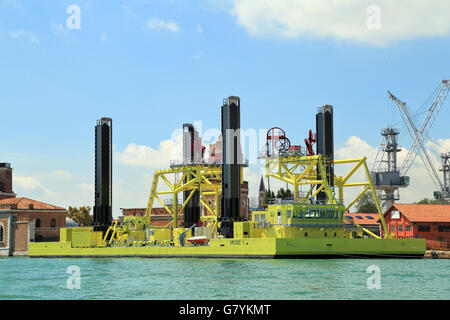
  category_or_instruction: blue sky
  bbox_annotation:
[1,0,450,216]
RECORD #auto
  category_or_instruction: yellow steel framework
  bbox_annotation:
[145,164,223,233]
[264,154,390,239]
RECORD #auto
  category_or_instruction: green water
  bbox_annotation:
[0,257,449,300]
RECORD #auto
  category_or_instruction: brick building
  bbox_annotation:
[0,163,67,256]
[381,204,450,250]
[0,163,16,200]
[344,212,381,237]
[202,181,249,220]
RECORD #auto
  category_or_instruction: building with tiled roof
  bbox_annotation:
[0,164,66,256]
[344,212,381,237]
[381,204,450,250]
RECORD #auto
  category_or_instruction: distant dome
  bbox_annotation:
[66,217,79,227]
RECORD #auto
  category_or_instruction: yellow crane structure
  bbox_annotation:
[264,153,390,239]
[144,163,226,234]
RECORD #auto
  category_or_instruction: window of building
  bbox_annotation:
[356,216,363,219]
[286,210,292,219]
[346,215,353,220]
[391,225,396,232]
[438,225,450,232]
[51,219,56,228]
[406,225,411,232]
[254,214,260,222]
[35,218,41,228]
[398,225,403,232]
[418,225,430,232]
[0,225,3,243]
[365,216,374,220]
[304,232,308,237]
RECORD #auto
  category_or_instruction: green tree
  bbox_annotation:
[275,188,293,200]
[263,190,276,204]
[67,206,92,226]
[276,188,286,199]
[355,192,378,213]
[416,198,444,204]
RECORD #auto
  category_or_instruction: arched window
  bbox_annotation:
[51,219,56,228]
[0,225,4,242]
[35,218,41,228]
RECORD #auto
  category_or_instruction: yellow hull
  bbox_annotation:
[29,237,426,259]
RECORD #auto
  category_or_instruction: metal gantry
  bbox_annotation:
[263,153,390,238]
[145,164,223,234]
[388,79,450,200]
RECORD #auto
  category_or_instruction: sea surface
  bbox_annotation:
[0,257,449,300]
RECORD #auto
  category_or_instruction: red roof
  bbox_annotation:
[388,204,450,223]
[0,197,65,211]
[344,213,381,225]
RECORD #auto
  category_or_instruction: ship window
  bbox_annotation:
[326,210,335,219]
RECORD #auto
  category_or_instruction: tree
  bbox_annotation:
[355,191,378,213]
[416,198,445,205]
[263,190,276,205]
[67,206,92,226]
[275,188,293,200]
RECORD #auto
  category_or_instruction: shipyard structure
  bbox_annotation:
[29,97,426,258]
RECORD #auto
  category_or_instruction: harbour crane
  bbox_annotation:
[388,79,450,201]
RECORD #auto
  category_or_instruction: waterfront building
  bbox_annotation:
[381,204,450,250]
[0,163,66,256]
[344,212,381,237]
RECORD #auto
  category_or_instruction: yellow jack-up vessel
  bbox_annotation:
[29,99,425,258]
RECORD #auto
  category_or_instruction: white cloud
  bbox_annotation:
[9,30,39,44]
[192,53,201,59]
[427,138,450,155]
[334,135,448,207]
[229,0,450,46]
[14,175,52,195]
[145,18,181,33]
[116,135,183,168]
[196,24,203,33]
